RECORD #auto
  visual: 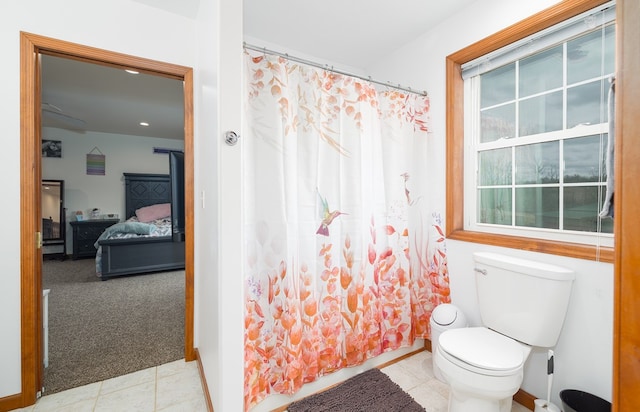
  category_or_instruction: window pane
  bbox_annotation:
[478,188,512,225]
[481,63,515,108]
[519,91,563,136]
[567,25,616,84]
[515,141,559,184]
[568,30,603,83]
[479,148,512,185]
[603,24,615,76]
[515,187,559,229]
[567,80,607,128]
[564,134,607,183]
[519,46,563,98]
[481,103,515,142]
[564,186,613,233]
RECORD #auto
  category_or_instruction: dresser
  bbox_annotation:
[70,219,120,259]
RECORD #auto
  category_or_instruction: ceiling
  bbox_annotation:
[41,0,478,140]
[243,0,478,69]
[41,55,185,140]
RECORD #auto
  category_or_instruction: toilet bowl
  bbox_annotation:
[435,327,531,412]
[434,252,575,412]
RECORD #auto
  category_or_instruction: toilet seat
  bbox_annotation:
[438,327,526,377]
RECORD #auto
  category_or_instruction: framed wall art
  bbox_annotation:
[42,140,62,158]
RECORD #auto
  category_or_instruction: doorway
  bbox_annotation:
[20,32,195,405]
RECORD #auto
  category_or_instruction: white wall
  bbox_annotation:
[1,0,198,400]
[193,0,228,409]
[42,127,184,254]
[367,0,613,407]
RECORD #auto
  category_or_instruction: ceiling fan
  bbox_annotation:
[41,102,86,131]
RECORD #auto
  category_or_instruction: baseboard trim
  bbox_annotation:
[194,348,214,412]
[375,347,427,370]
[0,393,24,412]
[514,388,536,411]
[426,338,535,411]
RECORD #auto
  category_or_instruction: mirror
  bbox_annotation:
[42,179,66,257]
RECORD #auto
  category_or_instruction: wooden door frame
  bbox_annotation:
[612,0,640,410]
[18,32,195,408]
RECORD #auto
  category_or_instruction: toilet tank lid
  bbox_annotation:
[473,252,575,281]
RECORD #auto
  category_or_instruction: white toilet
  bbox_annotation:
[434,252,575,412]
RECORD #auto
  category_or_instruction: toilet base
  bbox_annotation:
[449,390,513,412]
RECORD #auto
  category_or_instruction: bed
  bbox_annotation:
[95,152,185,280]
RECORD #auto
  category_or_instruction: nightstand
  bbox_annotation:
[70,219,120,259]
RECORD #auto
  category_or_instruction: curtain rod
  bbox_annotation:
[244,42,428,97]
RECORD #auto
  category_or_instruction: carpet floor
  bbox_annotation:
[287,368,426,412]
[42,258,184,395]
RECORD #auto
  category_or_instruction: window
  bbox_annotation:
[446,0,615,262]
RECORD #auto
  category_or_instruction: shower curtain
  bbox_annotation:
[243,51,450,410]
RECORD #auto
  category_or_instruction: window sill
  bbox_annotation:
[447,228,613,263]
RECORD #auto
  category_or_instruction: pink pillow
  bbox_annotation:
[135,203,171,223]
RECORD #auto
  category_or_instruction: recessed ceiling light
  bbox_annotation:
[125,69,139,74]
[140,122,150,127]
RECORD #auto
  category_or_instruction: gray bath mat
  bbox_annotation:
[287,368,425,412]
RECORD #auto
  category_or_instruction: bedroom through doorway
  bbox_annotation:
[20,32,195,403]
[40,52,188,395]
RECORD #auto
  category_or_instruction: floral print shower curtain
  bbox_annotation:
[243,51,450,410]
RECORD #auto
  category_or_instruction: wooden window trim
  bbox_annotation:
[445,0,614,263]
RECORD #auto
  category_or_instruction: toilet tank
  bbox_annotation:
[473,252,575,348]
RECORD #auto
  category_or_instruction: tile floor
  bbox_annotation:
[11,359,206,412]
[11,351,529,412]
[379,351,529,412]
